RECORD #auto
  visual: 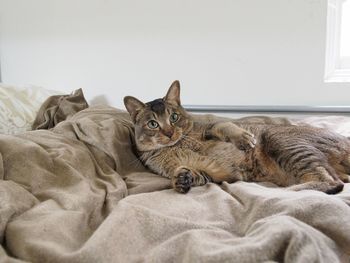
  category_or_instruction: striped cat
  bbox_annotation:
[124,81,349,194]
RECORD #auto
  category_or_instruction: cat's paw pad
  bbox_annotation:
[237,131,256,151]
[173,169,193,194]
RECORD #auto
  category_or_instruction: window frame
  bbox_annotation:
[324,0,350,82]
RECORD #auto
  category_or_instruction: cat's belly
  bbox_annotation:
[201,140,246,166]
[200,140,253,181]
[177,138,248,178]
[177,138,294,185]
[200,140,294,185]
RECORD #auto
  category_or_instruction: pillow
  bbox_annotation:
[0,84,62,134]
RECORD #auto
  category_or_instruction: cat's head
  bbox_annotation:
[124,80,193,152]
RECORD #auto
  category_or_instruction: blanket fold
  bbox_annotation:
[32,88,88,130]
[0,105,349,263]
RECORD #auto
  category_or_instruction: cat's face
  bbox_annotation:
[124,80,193,151]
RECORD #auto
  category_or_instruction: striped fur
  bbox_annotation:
[124,81,349,194]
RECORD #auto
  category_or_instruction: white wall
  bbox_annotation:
[0,0,349,109]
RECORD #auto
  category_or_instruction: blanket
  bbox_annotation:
[1,104,350,262]
[32,88,89,130]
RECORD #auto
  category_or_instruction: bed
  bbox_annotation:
[0,88,350,263]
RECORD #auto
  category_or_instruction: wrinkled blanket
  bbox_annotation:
[1,105,350,263]
[32,88,89,130]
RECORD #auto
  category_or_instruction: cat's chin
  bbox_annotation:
[162,138,181,147]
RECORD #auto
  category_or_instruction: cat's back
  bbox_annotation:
[262,125,348,144]
[260,124,350,158]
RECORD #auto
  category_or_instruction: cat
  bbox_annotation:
[124,80,349,194]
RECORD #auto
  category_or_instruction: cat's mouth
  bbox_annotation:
[155,135,180,147]
[162,137,181,147]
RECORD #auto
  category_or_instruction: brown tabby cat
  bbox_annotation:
[124,81,349,194]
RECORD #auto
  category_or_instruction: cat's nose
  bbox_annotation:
[163,129,174,138]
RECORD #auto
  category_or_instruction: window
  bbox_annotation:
[325,0,350,82]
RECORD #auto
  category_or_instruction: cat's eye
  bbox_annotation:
[170,112,179,123]
[147,120,159,129]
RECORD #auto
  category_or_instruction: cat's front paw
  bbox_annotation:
[212,122,256,151]
[236,130,256,151]
[172,168,193,194]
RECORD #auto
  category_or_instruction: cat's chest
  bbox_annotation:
[175,136,203,151]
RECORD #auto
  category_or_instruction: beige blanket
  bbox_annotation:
[1,105,350,263]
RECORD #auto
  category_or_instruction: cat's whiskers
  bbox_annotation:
[127,156,143,167]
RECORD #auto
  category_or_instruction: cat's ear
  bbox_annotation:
[124,96,145,121]
[164,80,181,105]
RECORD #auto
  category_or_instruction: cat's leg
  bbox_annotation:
[288,167,344,194]
[171,153,241,193]
[336,172,350,183]
[262,132,345,194]
[335,156,350,182]
[288,180,344,194]
[146,149,241,193]
[172,165,239,193]
[332,165,350,182]
[144,151,213,193]
[171,166,211,193]
[206,122,256,151]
